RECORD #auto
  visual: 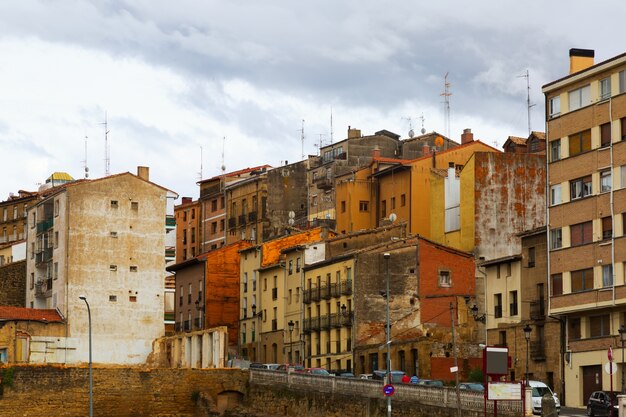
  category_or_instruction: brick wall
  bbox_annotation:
[0,260,25,307]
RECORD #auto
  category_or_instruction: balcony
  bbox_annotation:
[238,214,247,226]
[340,279,353,296]
[314,176,333,190]
[341,311,354,327]
[175,323,182,332]
[320,285,331,300]
[530,340,546,361]
[36,218,54,234]
[304,287,321,303]
[228,217,237,229]
[35,247,53,265]
[194,318,202,329]
[184,320,191,332]
[248,211,257,222]
[303,290,311,304]
[34,279,52,298]
[530,299,546,320]
[330,282,340,298]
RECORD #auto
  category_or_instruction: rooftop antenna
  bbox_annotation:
[419,113,426,134]
[440,73,452,140]
[330,108,334,144]
[101,112,110,176]
[300,119,305,160]
[221,136,226,175]
[402,117,414,138]
[518,69,536,136]
[198,146,203,181]
[82,135,89,179]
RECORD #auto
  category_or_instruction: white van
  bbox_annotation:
[528,380,560,415]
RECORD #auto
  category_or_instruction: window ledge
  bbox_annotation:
[599,241,612,246]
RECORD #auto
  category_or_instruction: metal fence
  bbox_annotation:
[249,369,522,414]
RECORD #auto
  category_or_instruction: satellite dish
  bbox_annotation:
[288,211,295,219]
[408,129,414,138]
[421,128,426,134]
[435,136,444,147]
[389,213,397,222]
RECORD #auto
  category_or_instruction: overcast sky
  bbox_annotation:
[0,1,622,201]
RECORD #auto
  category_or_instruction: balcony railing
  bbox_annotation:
[184,320,191,332]
[530,299,545,320]
[330,282,340,298]
[320,285,331,300]
[314,176,333,190]
[238,214,247,226]
[304,287,321,304]
[303,290,311,304]
[194,318,202,329]
[228,217,237,229]
[340,279,353,296]
[248,211,257,222]
[35,247,53,265]
[530,340,546,361]
[36,218,54,234]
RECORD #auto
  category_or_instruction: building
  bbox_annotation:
[0,190,40,246]
[25,167,173,365]
[543,49,626,406]
[174,197,201,262]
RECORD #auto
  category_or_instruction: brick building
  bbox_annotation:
[543,49,626,407]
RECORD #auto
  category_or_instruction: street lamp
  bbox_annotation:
[252,304,262,361]
[523,324,532,387]
[79,295,93,417]
[618,324,626,394]
[383,252,391,417]
[288,320,295,363]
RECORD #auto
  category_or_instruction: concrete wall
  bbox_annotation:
[0,260,26,307]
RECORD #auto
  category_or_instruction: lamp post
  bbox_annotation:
[288,320,294,363]
[523,324,532,387]
[383,252,391,417]
[79,295,93,417]
[252,304,262,362]
[618,324,626,394]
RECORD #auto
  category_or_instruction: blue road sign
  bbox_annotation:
[383,384,395,397]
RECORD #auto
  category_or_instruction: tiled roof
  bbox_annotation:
[506,136,527,145]
[0,307,64,323]
[530,131,546,140]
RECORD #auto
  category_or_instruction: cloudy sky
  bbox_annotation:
[0,1,622,201]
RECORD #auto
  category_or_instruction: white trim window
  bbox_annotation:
[550,140,561,162]
[569,84,590,111]
[550,228,562,250]
[549,96,560,118]
[550,184,562,205]
[619,70,626,94]
[599,77,611,101]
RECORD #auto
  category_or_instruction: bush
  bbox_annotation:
[468,368,483,383]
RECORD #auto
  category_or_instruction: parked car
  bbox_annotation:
[372,370,407,384]
[276,364,305,373]
[339,372,356,378]
[458,382,484,392]
[249,363,280,371]
[417,379,445,387]
[528,380,560,415]
[305,367,331,376]
[358,373,373,380]
[587,391,618,417]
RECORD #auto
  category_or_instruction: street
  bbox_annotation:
[559,406,587,417]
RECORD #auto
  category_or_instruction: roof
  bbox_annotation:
[47,172,74,182]
[0,307,64,323]
[542,52,626,91]
[505,136,527,146]
[198,165,273,184]
[530,131,546,140]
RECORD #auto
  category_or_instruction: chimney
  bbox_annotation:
[372,146,381,158]
[182,197,192,204]
[461,128,474,144]
[569,48,594,74]
[448,161,456,179]
[348,126,362,138]
[422,143,430,156]
[137,166,150,181]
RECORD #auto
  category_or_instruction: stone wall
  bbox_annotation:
[0,259,25,307]
[0,365,248,417]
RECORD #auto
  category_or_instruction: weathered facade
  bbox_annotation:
[24,167,170,365]
[167,257,205,333]
[0,259,26,307]
[544,49,626,407]
[174,197,201,263]
[225,167,270,245]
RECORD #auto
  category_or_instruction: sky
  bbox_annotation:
[0,1,623,202]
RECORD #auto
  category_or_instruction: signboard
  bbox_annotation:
[487,382,522,401]
[608,347,613,361]
[383,384,395,397]
[485,346,509,376]
[605,361,617,375]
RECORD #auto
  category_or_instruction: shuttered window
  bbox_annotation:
[569,129,591,156]
[571,268,594,292]
[570,221,593,246]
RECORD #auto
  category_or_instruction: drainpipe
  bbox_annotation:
[609,97,616,306]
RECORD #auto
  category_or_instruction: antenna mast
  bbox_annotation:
[101,112,110,176]
[419,113,426,134]
[330,108,334,144]
[82,136,89,179]
[518,69,536,136]
[441,73,452,140]
[301,119,305,160]
[198,146,203,181]
[221,137,226,175]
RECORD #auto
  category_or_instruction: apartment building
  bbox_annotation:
[543,49,626,407]
[175,197,201,262]
[25,167,172,365]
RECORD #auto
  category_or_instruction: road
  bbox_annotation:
[559,406,587,416]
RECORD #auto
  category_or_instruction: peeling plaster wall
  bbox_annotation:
[473,153,546,260]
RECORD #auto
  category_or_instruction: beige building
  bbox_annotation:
[544,49,626,406]
[25,167,173,365]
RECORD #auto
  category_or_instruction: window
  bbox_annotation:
[341,201,346,213]
[211,199,217,211]
[569,129,591,156]
[570,176,592,200]
[110,265,117,271]
[568,84,590,111]
[191,208,195,219]
[549,96,560,118]
[589,314,610,338]
[110,231,118,238]
[622,118,626,141]
[528,247,535,267]
[568,317,581,341]
[288,260,293,275]
[54,231,59,249]
[494,294,502,318]
[243,272,248,293]
[130,266,138,272]
[551,273,563,296]
[391,197,396,210]
[570,221,593,246]
[438,270,451,287]
[131,202,138,210]
[620,70,626,94]
[211,222,217,234]
[599,77,611,100]
[600,123,611,147]
[359,201,369,212]
[571,268,594,292]
[296,257,301,272]
[54,199,59,217]
[381,200,386,218]
[53,262,58,280]
[401,194,406,206]
[30,272,34,289]
[600,170,612,192]
[509,291,518,316]
[602,264,613,288]
[602,216,613,240]
[110,200,118,208]
[109,295,117,302]
[498,331,507,347]
[12,205,17,219]
[622,165,626,188]
[550,184,562,205]
[550,139,561,162]
[129,295,137,302]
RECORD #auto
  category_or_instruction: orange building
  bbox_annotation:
[174,197,201,263]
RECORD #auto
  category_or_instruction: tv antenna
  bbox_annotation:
[402,117,414,138]
[198,146,203,181]
[330,108,334,144]
[300,119,305,160]
[221,136,226,175]
[101,112,111,176]
[419,113,426,134]
[518,69,536,136]
[440,73,452,140]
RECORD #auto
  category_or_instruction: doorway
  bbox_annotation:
[582,365,602,405]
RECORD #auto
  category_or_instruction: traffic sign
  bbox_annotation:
[608,347,613,361]
[383,384,395,397]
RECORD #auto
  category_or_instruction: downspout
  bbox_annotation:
[609,97,616,306]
